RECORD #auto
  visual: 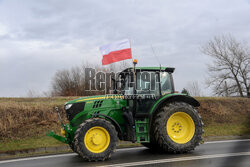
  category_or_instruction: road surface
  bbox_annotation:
[0,139,250,167]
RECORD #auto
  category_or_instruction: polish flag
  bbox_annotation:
[100,39,132,65]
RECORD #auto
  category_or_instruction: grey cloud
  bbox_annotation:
[0,0,250,96]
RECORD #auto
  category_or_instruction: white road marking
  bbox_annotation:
[116,147,144,152]
[0,139,249,164]
[0,153,76,164]
[204,139,250,144]
[99,152,250,167]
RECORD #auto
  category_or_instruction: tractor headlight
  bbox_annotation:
[65,104,73,110]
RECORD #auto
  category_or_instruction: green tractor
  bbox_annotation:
[47,62,203,161]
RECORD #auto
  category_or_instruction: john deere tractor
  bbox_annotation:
[47,61,203,161]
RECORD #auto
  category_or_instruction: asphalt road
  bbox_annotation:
[0,139,250,167]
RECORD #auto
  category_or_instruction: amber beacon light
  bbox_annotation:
[133,59,138,64]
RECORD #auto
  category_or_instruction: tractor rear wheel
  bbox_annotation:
[141,135,163,151]
[153,102,203,153]
[74,118,118,161]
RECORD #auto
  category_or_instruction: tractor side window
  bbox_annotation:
[136,72,160,96]
[160,72,172,95]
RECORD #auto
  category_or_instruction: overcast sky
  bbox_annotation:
[0,0,250,97]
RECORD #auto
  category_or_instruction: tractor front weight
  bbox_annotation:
[46,131,68,144]
[46,123,73,144]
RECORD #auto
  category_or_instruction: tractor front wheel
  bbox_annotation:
[74,118,118,161]
[153,102,203,153]
[69,143,77,152]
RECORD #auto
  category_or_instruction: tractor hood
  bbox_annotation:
[65,95,124,105]
[64,95,126,123]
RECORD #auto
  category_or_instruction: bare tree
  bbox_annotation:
[202,35,250,97]
[26,89,40,97]
[51,67,85,96]
[50,61,131,96]
[186,81,202,97]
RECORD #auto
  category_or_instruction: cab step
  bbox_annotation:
[135,118,150,143]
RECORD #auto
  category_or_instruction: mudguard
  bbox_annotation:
[149,93,200,118]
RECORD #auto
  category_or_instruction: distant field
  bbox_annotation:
[0,97,249,152]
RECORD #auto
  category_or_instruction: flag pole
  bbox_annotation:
[129,39,133,64]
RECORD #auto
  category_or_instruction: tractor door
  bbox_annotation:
[135,71,160,115]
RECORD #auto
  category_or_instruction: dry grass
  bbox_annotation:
[0,97,249,141]
[0,97,77,140]
[197,97,250,126]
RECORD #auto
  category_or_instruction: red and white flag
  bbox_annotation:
[100,39,132,65]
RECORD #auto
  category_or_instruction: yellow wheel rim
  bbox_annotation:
[84,126,110,153]
[167,112,195,144]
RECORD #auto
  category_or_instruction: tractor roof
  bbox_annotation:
[122,67,175,73]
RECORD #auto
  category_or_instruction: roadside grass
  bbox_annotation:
[0,136,66,152]
[0,97,77,141]
[203,123,250,137]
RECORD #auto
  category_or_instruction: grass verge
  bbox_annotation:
[0,136,66,153]
[204,123,250,137]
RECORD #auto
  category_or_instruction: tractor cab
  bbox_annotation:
[118,67,175,114]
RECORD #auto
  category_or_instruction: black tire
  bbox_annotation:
[69,143,75,152]
[74,118,118,161]
[141,130,163,151]
[153,102,203,153]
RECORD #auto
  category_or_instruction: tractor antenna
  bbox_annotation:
[150,44,161,70]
